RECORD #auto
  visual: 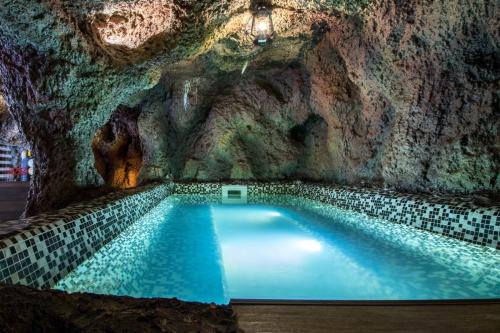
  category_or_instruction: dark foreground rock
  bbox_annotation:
[0,284,240,333]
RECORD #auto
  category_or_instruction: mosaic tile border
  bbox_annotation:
[54,193,500,300]
[0,180,498,291]
[174,182,500,249]
[0,183,173,288]
[54,199,178,297]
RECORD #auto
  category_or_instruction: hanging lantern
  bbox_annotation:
[248,4,274,45]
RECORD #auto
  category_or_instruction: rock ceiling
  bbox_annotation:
[0,0,498,214]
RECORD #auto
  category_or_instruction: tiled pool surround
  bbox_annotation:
[0,181,498,290]
[54,195,500,301]
[0,184,173,288]
[175,182,500,249]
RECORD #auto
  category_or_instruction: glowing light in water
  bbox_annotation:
[297,239,322,252]
[221,208,281,223]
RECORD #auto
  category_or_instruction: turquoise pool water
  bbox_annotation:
[55,196,500,304]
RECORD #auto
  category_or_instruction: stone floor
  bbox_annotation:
[0,182,28,222]
[233,302,500,333]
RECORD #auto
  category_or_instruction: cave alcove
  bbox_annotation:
[92,105,143,189]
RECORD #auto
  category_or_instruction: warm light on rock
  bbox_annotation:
[92,106,143,189]
[92,0,178,49]
[0,95,6,121]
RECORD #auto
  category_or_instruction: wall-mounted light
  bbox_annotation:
[247,4,274,45]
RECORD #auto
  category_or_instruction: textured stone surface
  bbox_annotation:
[0,284,239,333]
[0,0,498,214]
[0,83,27,151]
[0,85,16,145]
[137,0,499,195]
[93,105,143,189]
[91,0,180,49]
[0,92,5,121]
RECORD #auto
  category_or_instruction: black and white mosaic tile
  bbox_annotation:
[0,180,498,291]
[0,184,173,288]
[174,181,500,249]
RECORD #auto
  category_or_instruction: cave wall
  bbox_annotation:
[0,0,498,215]
[0,0,235,214]
[332,0,500,193]
[138,62,390,185]
[92,106,143,189]
[136,0,499,194]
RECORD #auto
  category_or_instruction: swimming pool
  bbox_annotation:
[55,195,500,304]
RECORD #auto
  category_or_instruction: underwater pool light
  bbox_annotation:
[298,239,322,252]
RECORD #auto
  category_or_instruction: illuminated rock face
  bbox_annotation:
[92,106,143,189]
[92,0,179,49]
[0,94,6,121]
[0,0,498,214]
[137,0,498,194]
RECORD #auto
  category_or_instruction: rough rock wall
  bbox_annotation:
[0,83,29,166]
[331,0,500,193]
[0,284,239,333]
[135,0,498,195]
[0,0,244,214]
[0,89,5,122]
[92,106,143,189]
[0,90,9,138]
[0,0,498,215]
[138,61,390,184]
